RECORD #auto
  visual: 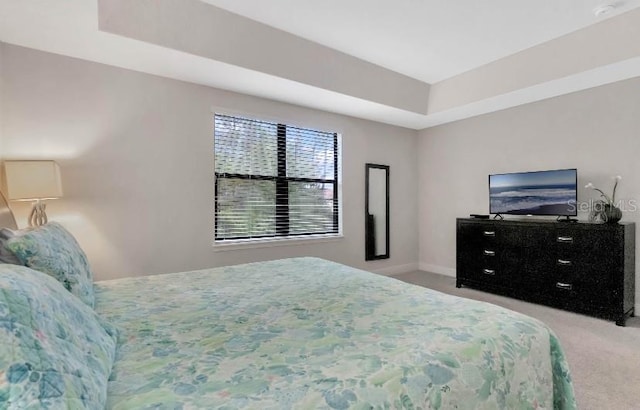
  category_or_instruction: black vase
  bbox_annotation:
[603,204,622,224]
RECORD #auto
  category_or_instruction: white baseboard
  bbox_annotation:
[372,263,419,277]
[418,263,456,278]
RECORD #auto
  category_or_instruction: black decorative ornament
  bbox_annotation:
[589,200,622,224]
[585,176,623,224]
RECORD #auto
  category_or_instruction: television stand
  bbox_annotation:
[557,215,578,222]
[456,218,636,326]
[492,214,504,220]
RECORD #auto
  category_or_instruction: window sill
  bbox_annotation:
[212,234,344,252]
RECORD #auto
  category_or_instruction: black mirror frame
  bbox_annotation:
[365,163,390,261]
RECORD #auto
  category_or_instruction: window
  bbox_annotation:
[214,114,340,242]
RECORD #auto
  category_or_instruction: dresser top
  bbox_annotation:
[457,217,635,228]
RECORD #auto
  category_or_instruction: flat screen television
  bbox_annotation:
[489,169,577,216]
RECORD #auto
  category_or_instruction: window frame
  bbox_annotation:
[213,113,342,245]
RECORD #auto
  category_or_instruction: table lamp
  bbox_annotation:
[1,160,63,227]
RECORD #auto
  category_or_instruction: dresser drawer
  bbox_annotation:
[463,265,507,287]
[553,255,620,286]
[545,275,619,310]
[555,229,618,258]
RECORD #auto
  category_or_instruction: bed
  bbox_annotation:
[0,215,576,409]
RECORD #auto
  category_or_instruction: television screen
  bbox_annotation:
[489,169,577,216]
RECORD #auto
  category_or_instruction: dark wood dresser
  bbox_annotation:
[456,218,635,326]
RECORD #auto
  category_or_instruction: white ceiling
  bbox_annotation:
[203,0,640,83]
[1,0,640,129]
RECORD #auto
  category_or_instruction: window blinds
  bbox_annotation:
[214,114,339,241]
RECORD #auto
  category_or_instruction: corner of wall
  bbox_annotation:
[418,262,456,277]
[371,262,420,277]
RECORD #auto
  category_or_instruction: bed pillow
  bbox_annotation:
[0,264,118,409]
[0,228,21,265]
[5,222,95,307]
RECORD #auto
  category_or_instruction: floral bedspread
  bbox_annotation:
[94,257,576,409]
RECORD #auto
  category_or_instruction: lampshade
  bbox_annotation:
[1,160,63,201]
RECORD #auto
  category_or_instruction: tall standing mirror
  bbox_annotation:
[365,163,389,260]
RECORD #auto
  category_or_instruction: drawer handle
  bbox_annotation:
[482,268,496,276]
[557,259,572,266]
[483,250,495,256]
[483,231,496,237]
[557,236,574,243]
[556,282,573,291]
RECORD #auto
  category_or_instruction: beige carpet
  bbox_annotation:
[392,271,640,410]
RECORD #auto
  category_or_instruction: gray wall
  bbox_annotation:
[5,39,638,310]
[0,43,419,280]
[418,76,640,307]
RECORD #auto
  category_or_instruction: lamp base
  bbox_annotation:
[28,200,48,227]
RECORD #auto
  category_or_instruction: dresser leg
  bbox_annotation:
[456,279,462,289]
[615,318,626,327]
